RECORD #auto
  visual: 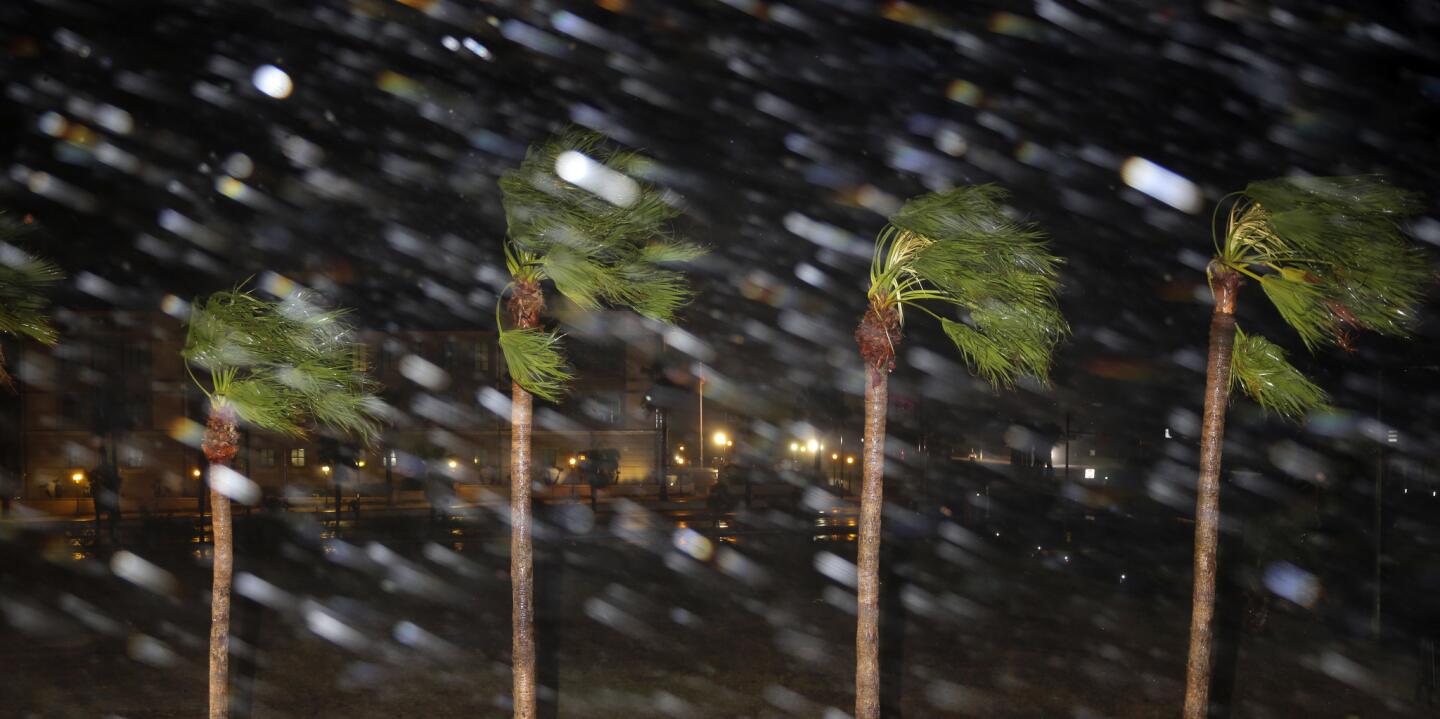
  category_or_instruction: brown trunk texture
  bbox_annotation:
[506,282,542,719]
[854,365,888,719]
[509,382,536,718]
[1183,271,1238,719]
[203,405,238,719]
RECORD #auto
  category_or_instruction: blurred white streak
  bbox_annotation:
[1121,157,1202,214]
[555,150,639,207]
[210,465,260,505]
[110,551,179,595]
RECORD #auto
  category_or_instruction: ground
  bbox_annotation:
[0,504,1430,718]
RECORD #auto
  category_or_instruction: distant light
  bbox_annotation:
[789,442,799,452]
[447,459,458,469]
[831,453,839,461]
[713,431,728,447]
[845,456,854,464]
[1386,430,1398,444]
[441,35,460,51]
[321,465,331,475]
[190,468,200,479]
[71,472,85,483]
[1164,428,1172,439]
[1120,574,1127,582]
[674,456,685,465]
[1084,468,1096,479]
[1120,156,1202,214]
[357,460,366,468]
[807,439,819,453]
[568,457,577,467]
[251,65,293,99]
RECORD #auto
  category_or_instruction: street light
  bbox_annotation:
[807,438,819,453]
[71,471,85,484]
[713,430,728,447]
[446,458,458,470]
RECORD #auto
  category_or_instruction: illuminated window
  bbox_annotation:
[1083,468,1096,479]
[289,448,306,467]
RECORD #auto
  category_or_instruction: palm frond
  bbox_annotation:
[1229,327,1330,419]
[183,287,382,443]
[1224,176,1429,350]
[499,128,705,326]
[0,215,63,346]
[498,326,573,402]
[868,185,1067,385]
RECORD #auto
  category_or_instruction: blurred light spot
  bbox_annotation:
[945,79,983,106]
[461,37,493,60]
[935,128,968,156]
[672,527,713,562]
[813,551,857,587]
[127,634,179,667]
[251,65,293,99]
[555,151,639,207]
[38,112,67,137]
[167,417,204,448]
[441,35,460,51]
[215,176,250,200]
[1121,157,1202,214]
[258,271,298,299]
[210,465,260,505]
[95,104,134,134]
[223,153,254,179]
[110,551,178,595]
[1263,561,1320,608]
[400,354,449,390]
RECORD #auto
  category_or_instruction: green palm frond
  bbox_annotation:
[1229,327,1330,420]
[499,128,703,319]
[867,185,1067,386]
[1220,176,1428,350]
[498,326,573,403]
[183,287,382,442]
[0,215,63,347]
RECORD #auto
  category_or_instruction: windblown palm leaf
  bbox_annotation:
[867,185,1066,385]
[1215,175,1427,418]
[498,129,705,398]
[0,215,63,386]
[1229,328,1330,419]
[498,327,573,403]
[182,287,381,441]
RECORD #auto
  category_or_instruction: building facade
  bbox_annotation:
[6,310,661,507]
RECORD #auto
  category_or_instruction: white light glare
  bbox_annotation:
[555,151,640,207]
[1120,157,1202,214]
[252,65,293,99]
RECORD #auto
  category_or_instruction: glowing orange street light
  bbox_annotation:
[71,471,85,484]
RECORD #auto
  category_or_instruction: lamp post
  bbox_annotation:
[712,431,728,467]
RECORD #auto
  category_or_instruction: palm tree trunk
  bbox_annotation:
[208,477,233,719]
[201,405,239,719]
[1183,270,1239,719]
[510,381,536,719]
[855,365,888,719]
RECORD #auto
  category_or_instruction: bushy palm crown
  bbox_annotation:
[182,288,381,440]
[1214,176,1427,418]
[0,215,63,386]
[866,185,1067,386]
[497,129,703,400]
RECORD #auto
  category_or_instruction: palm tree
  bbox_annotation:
[0,214,62,388]
[182,287,381,719]
[496,129,703,718]
[1182,176,1426,719]
[853,186,1066,718]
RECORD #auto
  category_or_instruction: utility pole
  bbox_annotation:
[1373,370,1384,640]
[698,375,705,470]
[655,405,668,502]
[1063,410,1071,482]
